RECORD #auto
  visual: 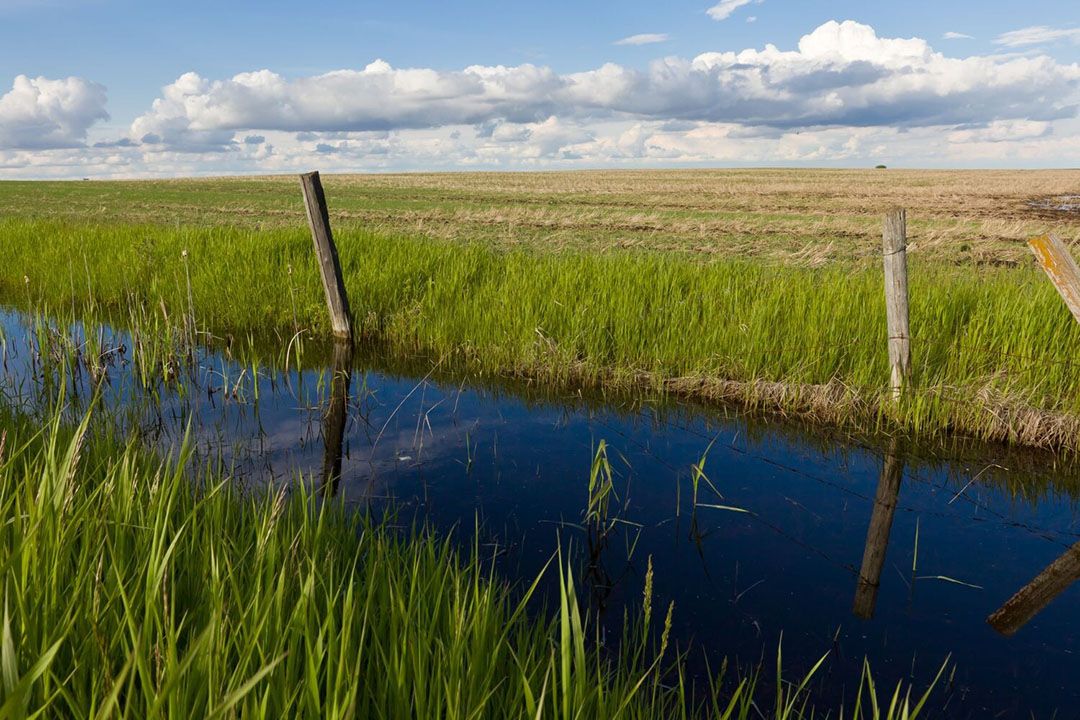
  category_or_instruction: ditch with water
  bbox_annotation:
[2,306,1079,717]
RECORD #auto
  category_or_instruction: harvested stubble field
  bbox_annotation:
[2,169,1080,450]
[2,169,1078,265]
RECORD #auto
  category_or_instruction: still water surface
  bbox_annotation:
[3,308,1080,717]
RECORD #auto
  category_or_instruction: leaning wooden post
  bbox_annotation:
[1029,234,1080,326]
[883,209,910,400]
[300,171,353,340]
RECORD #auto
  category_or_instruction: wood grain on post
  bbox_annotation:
[300,171,353,339]
[988,541,1080,636]
[1029,234,1080,326]
[853,438,904,620]
[882,209,910,400]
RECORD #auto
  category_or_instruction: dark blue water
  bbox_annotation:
[3,308,1080,717]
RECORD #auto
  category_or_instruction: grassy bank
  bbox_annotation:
[4,217,1080,449]
[0,405,946,718]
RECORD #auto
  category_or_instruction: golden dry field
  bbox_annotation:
[2,169,1078,266]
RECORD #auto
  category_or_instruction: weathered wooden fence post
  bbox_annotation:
[1029,234,1080,326]
[853,437,904,619]
[300,171,353,340]
[883,209,910,400]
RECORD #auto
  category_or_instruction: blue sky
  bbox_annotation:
[1,0,1078,176]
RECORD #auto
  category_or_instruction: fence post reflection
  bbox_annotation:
[853,437,904,620]
[321,339,353,495]
[988,541,1080,636]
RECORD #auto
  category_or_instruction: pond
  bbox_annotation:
[3,306,1080,717]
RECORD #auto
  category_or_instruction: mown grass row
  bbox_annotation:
[0,403,947,718]
[3,218,1080,448]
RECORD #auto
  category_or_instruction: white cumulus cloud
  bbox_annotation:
[943,31,973,40]
[0,75,108,149]
[5,19,1080,176]
[129,61,568,152]
[126,19,1080,155]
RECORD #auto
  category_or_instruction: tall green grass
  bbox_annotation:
[3,218,1080,447]
[0,406,946,718]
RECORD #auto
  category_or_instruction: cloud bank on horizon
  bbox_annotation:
[1,19,1079,177]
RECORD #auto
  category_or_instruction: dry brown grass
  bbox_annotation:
[1,168,1077,266]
